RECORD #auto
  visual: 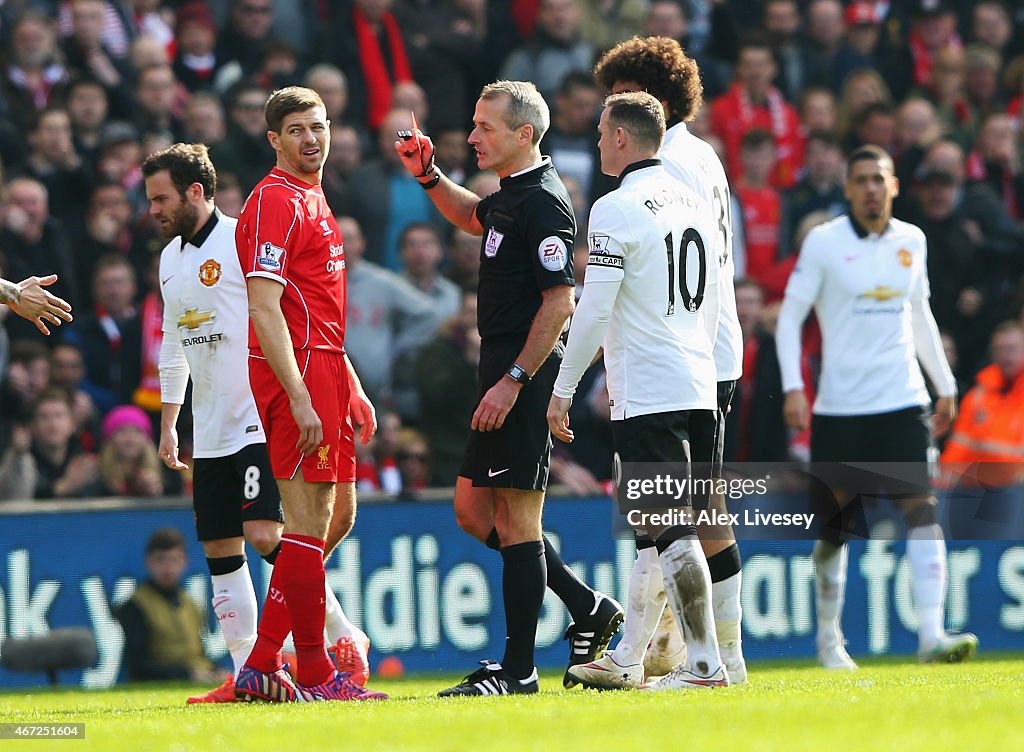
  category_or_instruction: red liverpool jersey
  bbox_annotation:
[236,167,347,354]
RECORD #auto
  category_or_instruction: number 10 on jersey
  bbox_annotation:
[664,228,707,316]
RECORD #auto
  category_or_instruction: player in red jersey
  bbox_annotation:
[233,86,386,703]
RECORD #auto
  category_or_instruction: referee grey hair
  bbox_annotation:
[604,91,666,152]
[480,81,550,145]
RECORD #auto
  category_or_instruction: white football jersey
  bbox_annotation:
[660,122,743,381]
[159,211,265,457]
[782,214,943,415]
[584,160,720,419]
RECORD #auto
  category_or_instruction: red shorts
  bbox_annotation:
[249,350,356,483]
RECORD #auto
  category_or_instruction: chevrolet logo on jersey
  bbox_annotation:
[178,307,215,330]
[858,286,904,302]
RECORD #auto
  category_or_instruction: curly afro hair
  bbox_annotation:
[593,36,704,123]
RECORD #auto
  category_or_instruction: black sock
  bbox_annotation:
[485,528,501,551]
[707,543,742,584]
[207,555,246,576]
[500,540,546,680]
[543,535,596,622]
[261,543,281,566]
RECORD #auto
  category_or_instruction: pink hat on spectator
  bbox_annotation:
[102,405,153,442]
[178,1,217,34]
[846,2,882,26]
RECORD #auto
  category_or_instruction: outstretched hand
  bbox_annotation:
[9,275,73,335]
[393,112,436,178]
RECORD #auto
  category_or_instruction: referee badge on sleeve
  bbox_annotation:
[484,227,504,258]
[538,236,568,271]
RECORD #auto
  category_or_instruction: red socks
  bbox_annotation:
[277,534,334,686]
[245,534,334,686]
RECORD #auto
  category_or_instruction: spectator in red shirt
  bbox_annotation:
[735,129,783,286]
[710,34,803,188]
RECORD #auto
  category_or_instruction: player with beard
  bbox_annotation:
[145,142,373,705]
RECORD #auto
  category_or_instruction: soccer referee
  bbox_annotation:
[777,145,978,669]
[394,81,622,696]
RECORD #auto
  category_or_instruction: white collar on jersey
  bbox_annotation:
[509,155,552,178]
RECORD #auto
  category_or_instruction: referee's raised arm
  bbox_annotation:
[393,114,485,235]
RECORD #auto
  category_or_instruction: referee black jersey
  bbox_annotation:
[474,157,576,341]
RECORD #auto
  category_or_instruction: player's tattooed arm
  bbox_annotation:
[0,277,21,305]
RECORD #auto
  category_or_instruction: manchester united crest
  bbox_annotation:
[897,248,912,268]
[199,259,222,286]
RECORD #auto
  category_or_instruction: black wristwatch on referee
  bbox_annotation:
[506,363,531,386]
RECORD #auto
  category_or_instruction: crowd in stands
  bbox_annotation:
[2,0,1024,502]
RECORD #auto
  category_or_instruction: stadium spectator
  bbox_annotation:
[446,227,481,292]
[96,404,163,497]
[338,215,441,414]
[114,527,221,683]
[304,64,350,124]
[763,0,807,103]
[942,321,1024,488]
[798,87,840,135]
[128,0,175,50]
[724,279,789,462]
[0,341,52,422]
[576,0,645,51]
[392,0,482,132]
[885,0,961,102]
[544,72,612,214]
[0,416,36,501]
[894,97,943,186]
[848,101,897,153]
[66,76,110,168]
[399,222,461,322]
[844,1,885,65]
[711,33,803,188]
[836,67,892,149]
[76,181,140,306]
[347,109,441,270]
[3,11,69,132]
[0,177,79,341]
[416,290,480,485]
[62,0,134,119]
[971,1,1015,59]
[394,427,431,498]
[173,2,221,93]
[214,172,245,219]
[321,124,363,216]
[318,0,414,133]
[500,0,595,105]
[964,44,1003,119]
[26,387,99,499]
[735,129,782,285]
[57,0,131,58]
[49,340,110,433]
[134,64,185,141]
[182,91,226,145]
[431,126,470,187]
[96,120,146,214]
[208,83,274,195]
[22,107,94,227]
[967,112,1024,222]
[215,0,279,87]
[805,0,873,90]
[64,255,143,405]
[781,130,845,255]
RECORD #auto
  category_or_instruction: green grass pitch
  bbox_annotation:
[1,656,1022,752]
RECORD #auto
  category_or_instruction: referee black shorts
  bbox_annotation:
[460,337,560,492]
[192,442,283,542]
[810,405,935,539]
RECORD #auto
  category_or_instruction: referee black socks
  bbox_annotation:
[500,540,546,680]
[543,535,598,622]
